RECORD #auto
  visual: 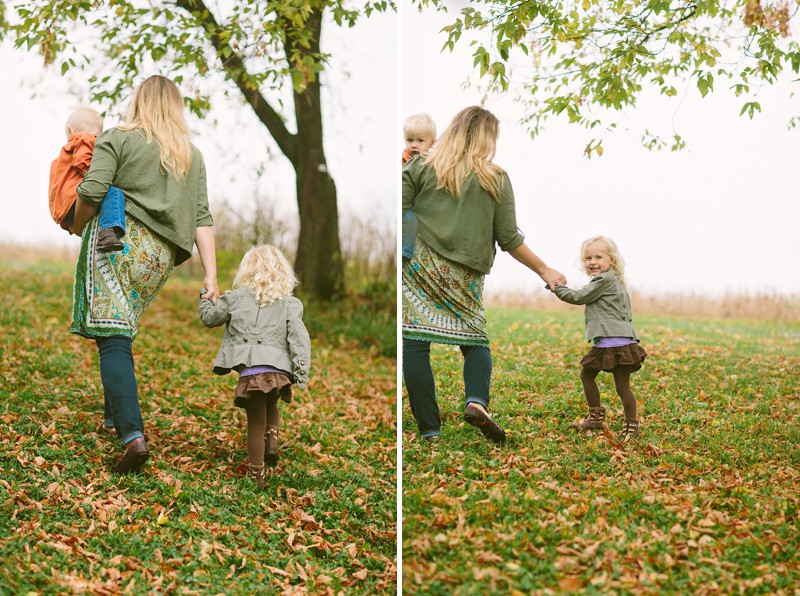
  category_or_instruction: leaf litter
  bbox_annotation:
[0,264,396,594]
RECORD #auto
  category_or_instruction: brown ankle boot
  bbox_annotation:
[265,426,279,467]
[620,419,640,440]
[247,463,266,489]
[572,406,606,431]
[97,228,124,252]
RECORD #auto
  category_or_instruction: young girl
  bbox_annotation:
[553,236,647,440]
[199,245,311,488]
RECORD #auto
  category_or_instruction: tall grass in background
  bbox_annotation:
[487,288,800,322]
[177,200,396,296]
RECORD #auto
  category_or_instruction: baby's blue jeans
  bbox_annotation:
[98,186,126,235]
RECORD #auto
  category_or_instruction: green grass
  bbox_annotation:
[0,260,396,594]
[402,307,800,594]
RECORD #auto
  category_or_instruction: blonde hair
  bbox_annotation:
[233,245,299,306]
[425,106,505,202]
[403,113,437,139]
[118,75,192,181]
[66,107,103,136]
[581,235,627,287]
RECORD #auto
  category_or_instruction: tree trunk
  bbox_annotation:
[289,11,344,300]
[176,0,346,300]
[293,136,343,299]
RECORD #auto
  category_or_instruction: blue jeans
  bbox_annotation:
[98,186,126,235]
[401,211,418,259]
[402,338,492,437]
[96,336,143,445]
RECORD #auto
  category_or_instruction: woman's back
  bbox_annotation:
[77,127,212,265]
[402,155,522,274]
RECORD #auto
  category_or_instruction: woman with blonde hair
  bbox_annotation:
[71,74,219,474]
[199,245,311,489]
[402,106,566,443]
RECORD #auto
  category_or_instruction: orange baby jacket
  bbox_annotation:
[49,132,96,230]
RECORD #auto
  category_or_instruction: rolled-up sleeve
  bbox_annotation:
[195,156,213,227]
[493,174,524,252]
[76,130,116,208]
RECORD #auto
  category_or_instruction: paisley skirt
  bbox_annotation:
[401,238,489,347]
[71,215,175,341]
[580,343,648,372]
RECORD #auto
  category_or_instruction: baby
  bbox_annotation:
[49,107,126,251]
[401,113,437,259]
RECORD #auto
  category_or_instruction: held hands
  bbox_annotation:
[200,278,220,303]
[540,267,567,292]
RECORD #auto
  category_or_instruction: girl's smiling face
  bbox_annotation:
[583,242,613,276]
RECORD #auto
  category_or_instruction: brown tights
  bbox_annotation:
[242,392,280,466]
[580,366,638,421]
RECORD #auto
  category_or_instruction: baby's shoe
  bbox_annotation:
[247,463,266,489]
[265,426,279,466]
[97,228,124,252]
[619,418,640,441]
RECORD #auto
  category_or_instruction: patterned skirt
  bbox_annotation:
[71,214,175,340]
[401,238,489,347]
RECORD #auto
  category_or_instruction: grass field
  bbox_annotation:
[402,307,800,594]
[0,260,396,594]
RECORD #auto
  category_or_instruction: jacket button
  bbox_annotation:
[243,338,248,342]
[257,339,262,344]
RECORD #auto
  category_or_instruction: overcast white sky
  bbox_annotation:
[0,9,395,253]
[1,4,798,297]
[401,2,800,297]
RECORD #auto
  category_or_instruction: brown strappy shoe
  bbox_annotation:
[247,463,266,489]
[619,419,640,441]
[265,426,279,467]
[572,406,606,431]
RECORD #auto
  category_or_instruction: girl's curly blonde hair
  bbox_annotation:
[580,235,627,287]
[233,245,299,306]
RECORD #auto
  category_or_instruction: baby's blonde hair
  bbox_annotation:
[425,106,505,202]
[66,107,103,137]
[581,235,627,287]
[233,245,299,306]
[118,75,192,181]
[403,113,437,139]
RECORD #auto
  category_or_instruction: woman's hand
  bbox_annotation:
[70,197,99,236]
[201,279,220,303]
[540,267,567,292]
